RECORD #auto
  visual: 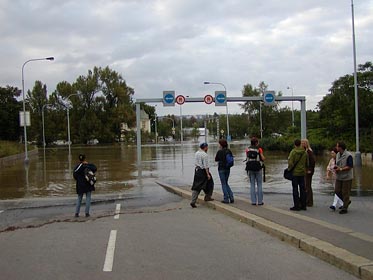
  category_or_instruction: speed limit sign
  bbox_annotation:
[204,94,214,104]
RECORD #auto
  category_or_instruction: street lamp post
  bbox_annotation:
[66,93,78,158]
[351,0,361,166]
[204,82,230,141]
[287,86,295,127]
[21,56,54,163]
[42,104,51,157]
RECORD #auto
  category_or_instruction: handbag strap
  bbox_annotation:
[289,153,304,172]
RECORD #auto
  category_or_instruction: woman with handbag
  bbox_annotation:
[287,139,307,211]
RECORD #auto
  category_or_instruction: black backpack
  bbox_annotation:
[245,147,262,171]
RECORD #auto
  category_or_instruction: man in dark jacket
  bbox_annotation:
[73,154,97,217]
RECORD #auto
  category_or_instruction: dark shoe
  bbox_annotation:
[204,197,215,201]
[300,207,307,210]
[85,213,90,217]
[329,205,336,211]
[290,207,300,211]
[339,209,348,214]
[258,202,264,206]
[339,206,343,210]
[221,200,229,204]
[230,200,234,204]
[251,203,257,206]
[190,203,197,208]
[74,213,79,218]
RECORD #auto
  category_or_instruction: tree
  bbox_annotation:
[0,86,22,141]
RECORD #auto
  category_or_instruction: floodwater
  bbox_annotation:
[1,141,373,200]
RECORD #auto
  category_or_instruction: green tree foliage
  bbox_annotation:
[0,86,22,141]
[317,62,373,151]
[240,81,291,138]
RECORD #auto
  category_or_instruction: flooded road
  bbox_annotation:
[1,141,373,200]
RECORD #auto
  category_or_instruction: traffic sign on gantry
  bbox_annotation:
[264,91,276,106]
[163,91,175,106]
[215,91,226,106]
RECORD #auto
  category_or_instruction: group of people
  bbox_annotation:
[287,139,353,214]
[72,139,353,216]
[190,137,354,215]
[190,137,265,208]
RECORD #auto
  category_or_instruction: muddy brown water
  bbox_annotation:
[1,141,372,200]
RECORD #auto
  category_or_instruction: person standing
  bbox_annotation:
[215,139,234,204]
[326,148,343,210]
[335,141,353,214]
[245,137,265,205]
[301,139,315,207]
[190,143,214,208]
[288,139,307,211]
[73,154,97,217]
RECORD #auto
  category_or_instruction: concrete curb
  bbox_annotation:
[157,181,373,280]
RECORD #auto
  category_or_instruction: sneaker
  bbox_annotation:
[190,203,197,208]
[230,199,234,204]
[258,202,264,206]
[221,200,229,204]
[290,207,300,211]
[85,213,90,217]
[339,209,348,214]
[329,205,336,211]
[300,207,307,211]
[74,213,79,218]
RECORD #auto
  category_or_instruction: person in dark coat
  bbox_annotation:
[190,143,214,208]
[73,154,97,217]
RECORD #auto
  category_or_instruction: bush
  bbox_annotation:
[0,141,24,158]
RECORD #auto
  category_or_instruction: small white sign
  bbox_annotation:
[19,111,31,127]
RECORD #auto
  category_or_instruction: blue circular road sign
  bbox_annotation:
[216,93,226,104]
[164,93,174,104]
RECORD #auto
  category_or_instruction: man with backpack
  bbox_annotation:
[73,154,97,217]
[245,137,265,205]
[215,139,234,204]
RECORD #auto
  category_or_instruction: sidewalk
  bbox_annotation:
[157,181,373,280]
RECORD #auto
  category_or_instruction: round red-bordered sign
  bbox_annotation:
[176,95,185,105]
[204,94,214,104]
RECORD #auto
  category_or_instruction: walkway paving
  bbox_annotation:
[157,181,373,280]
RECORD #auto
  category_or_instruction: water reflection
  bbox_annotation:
[0,141,372,200]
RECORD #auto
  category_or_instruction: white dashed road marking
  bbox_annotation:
[0,210,4,214]
[103,230,117,272]
[114,204,121,220]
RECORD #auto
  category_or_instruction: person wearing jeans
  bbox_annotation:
[246,137,265,205]
[73,154,97,217]
[215,139,234,203]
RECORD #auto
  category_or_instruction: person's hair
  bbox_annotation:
[219,139,228,148]
[331,147,338,153]
[294,139,301,147]
[250,137,258,146]
[301,138,313,152]
[337,141,346,150]
[78,154,86,161]
[199,142,208,149]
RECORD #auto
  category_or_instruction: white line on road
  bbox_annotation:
[0,210,4,214]
[103,230,117,272]
[114,204,121,220]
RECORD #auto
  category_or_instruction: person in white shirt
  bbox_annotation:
[190,143,214,208]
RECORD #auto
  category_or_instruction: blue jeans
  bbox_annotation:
[249,170,263,204]
[218,169,234,202]
[75,192,92,215]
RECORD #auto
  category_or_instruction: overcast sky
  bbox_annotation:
[1,0,372,116]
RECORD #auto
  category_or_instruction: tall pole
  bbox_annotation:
[287,86,295,127]
[42,104,50,158]
[204,82,230,141]
[21,57,54,164]
[66,93,78,158]
[351,0,361,166]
